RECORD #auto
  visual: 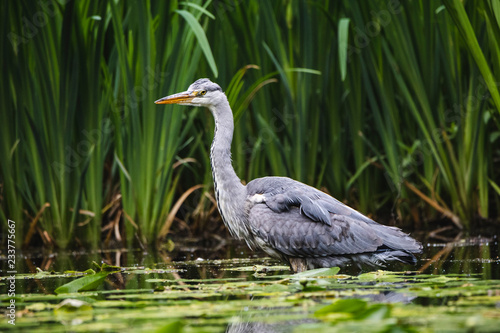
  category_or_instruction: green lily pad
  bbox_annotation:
[55,270,116,294]
[293,267,341,278]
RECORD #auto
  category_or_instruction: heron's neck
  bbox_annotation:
[208,99,247,237]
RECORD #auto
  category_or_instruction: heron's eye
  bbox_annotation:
[200,90,207,96]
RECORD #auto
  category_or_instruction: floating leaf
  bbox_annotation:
[293,267,341,278]
[315,299,367,317]
[54,271,115,294]
[54,299,92,313]
[154,320,185,333]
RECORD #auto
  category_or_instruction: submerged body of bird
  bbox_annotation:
[155,79,422,273]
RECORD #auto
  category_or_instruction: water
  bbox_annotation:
[11,234,500,282]
[1,235,500,332]
[420,235,499,279]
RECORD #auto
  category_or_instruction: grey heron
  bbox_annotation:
[155,78,422,273]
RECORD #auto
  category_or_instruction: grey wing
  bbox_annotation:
[246,177,422,258]
[249,205,382,257]
[247,177,377,225]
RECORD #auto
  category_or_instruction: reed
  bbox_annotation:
[1,0,498,249]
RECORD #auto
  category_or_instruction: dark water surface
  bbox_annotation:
[9,233,500,282]
[1,233,499,332]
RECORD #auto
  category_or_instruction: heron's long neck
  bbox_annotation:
[209,99,247,238]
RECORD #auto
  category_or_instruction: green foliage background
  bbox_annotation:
[1,0,499,248]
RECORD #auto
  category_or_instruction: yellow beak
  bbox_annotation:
[154,91,194,105]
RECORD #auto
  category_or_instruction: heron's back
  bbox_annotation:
[245,176,422,271]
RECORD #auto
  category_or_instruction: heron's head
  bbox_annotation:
[154,78,224,107]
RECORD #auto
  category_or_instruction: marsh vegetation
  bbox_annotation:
[2,0,499,249]
[1,1,500,331]
[1,237,499,332]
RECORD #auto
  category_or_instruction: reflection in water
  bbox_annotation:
[418,235,499,279]
[13,235,499,273]
[357,291,416,304]
[225,291,416,333]
[226,319,316,333]
[1,234,499,332]
[225,307,317,333]
[226,321,281,333]
[4,234,499,293]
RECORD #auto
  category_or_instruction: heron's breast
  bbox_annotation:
[217,192,251,240]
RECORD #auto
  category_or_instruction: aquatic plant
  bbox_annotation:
[1,0,499,248]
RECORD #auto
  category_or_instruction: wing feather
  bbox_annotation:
[249,205,383,257]
[246,176,422,258]
[247,176,373,226]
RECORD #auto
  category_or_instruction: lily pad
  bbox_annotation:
[55,270,116,294]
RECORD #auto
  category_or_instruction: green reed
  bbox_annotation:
[1,0,499,249]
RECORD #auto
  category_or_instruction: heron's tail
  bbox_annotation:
[371,224,423,255]
[304,249,418,270]
[372,249,418,266]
